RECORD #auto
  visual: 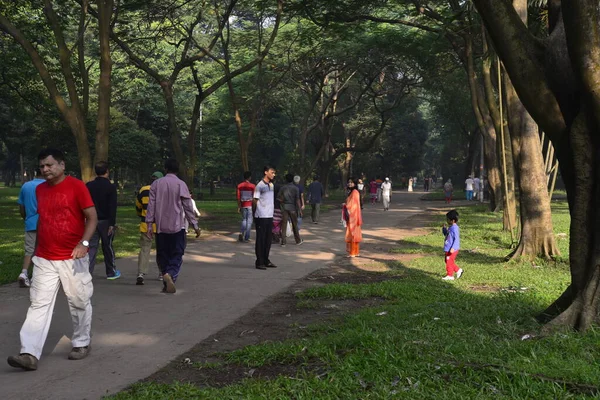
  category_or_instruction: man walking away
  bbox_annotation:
[16,169,45,287]
[279,174,303,246]
[237,171,255,243]
[465,175,474,201]
[135,171,163,285]
[145,159,200,294]
[253,165,278,270]
[293,175,305,230]
[307,175,324,224]
[86,161,120,280]
[8,148,97,371]
[381,177,392,211]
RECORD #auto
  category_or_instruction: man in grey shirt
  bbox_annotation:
[278,174,303,246]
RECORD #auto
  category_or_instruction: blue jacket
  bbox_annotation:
[442,224,460,252]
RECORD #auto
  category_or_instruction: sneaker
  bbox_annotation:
[281,243,286,247]
[68,345,91,360]
[313,221,318,224]
[238,234,243,242]
[107,270,121,280]
[158,273,164,281]
[456,269,464,279]
[163,273,176,293]
[18,273,30,288]
[255,265,267,270]
[265,263,278,268]
[442,276,455,281]
[244,238,251,243]
[7,353,38,370]
[296,240,304,245]
[136,273,145,285]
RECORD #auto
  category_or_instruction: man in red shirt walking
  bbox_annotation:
[237,171,256,243]
[8,148,98,371]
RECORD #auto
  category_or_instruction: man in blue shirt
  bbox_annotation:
[16,170,45,287]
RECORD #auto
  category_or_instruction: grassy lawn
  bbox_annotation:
[108,199,595,399]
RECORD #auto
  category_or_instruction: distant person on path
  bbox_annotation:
[8,148,97,371]
[272,176,283,243]
[307,175,324,224]
[357,178,365,209]
[279,174,303,246]
[344,177,363,257]
[465,175,474,201]
[423,177,430,192]
[253,165,278,270]
[376,176,383,202]
[473,176,481,199]
[408,177,413,192]
[442,210,463,281]
[135,171,163,285]
[413,176,418,190]
[381,177,392,211]
[237,171,255,243]
[369,178,378,204]
[293,175,305,230]
[444,179,453,203]
[16,169,45,288]
[145,159,200,294]
[86,161,120,280]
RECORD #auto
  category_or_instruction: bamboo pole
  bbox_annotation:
[498,57,515,244]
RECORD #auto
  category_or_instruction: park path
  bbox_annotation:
[0,190,452,400]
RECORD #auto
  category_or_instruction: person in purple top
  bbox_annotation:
[442,209,463,281]
[145,158,200,293]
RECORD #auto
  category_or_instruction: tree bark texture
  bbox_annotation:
[472,0,600,331]
[94,0,113,164]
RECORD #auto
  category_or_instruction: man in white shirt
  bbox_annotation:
[465,175,474,201]
[381,177,392,211]
[253,165,277,270]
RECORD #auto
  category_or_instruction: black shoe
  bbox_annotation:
[256,265,267,270]
[266,263,278,268]
[68,345,91,360]
[238,234,243,242]
[136,274,144,285]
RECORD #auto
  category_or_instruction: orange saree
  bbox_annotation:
[344,189,363,256]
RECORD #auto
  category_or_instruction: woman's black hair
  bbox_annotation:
[347,177,359,193]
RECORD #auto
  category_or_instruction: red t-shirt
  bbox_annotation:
[237,181,256,208]
[35,176,95,260]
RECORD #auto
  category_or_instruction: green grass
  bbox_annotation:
[108,200,597,399]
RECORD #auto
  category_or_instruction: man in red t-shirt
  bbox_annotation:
[237,171,256,243]
[8,148,98,371]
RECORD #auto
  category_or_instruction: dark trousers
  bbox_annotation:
[255,217,273,267]
[156,230,186,281]
[89,219,117,276]
[281,210,301,245]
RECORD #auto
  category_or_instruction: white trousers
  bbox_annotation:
[382,194,391,209]
[20,256,93,359]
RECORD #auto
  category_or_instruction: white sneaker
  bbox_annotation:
[18,273,31,288]
[442,276,455,281]
[158,273,163,281]
[456,269,464,279]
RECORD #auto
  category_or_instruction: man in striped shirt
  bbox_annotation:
[237,171,256,243]
[135,171,163,285]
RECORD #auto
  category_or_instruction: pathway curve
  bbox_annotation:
[0,190,447,400]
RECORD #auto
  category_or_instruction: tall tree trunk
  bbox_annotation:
[187,94,202,191]
[472,0,600,331]
[94,0,113,164]
[161,81,188,184]
[465,36,502,211]
[502,0,559,259]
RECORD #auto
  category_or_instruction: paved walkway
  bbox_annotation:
[0,191,437,400]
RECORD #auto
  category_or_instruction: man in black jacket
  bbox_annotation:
[86,161,120,279]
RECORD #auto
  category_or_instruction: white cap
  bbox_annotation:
[385,177,390,181]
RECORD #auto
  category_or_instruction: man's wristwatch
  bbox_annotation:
[81,240,90,247]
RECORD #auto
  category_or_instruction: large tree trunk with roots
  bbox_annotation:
[473,0,600,331]
[161,81,188,184]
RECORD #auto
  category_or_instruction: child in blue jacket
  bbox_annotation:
[442,210,463,281]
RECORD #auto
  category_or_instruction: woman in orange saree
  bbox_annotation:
[344,177,363,257]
